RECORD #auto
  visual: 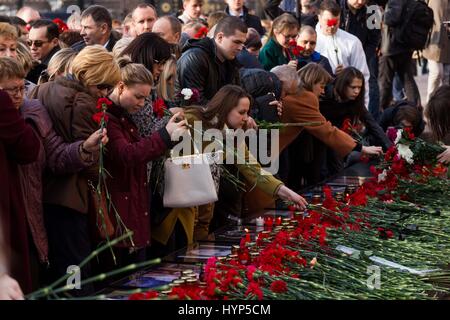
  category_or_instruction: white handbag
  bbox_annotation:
[163,138,222,208]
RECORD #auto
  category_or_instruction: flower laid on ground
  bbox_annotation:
[126,127,450,301]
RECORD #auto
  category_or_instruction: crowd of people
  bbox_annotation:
[1,0,450,299]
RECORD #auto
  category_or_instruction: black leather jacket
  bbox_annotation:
[175,37,241,106]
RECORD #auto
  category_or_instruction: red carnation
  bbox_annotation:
[194,26,209,39]
[341,118,352,134]
[53,18,69,34]
[270,280,288,293]
[327,18,338,27]
[92,112,108,125]
[96,97,112,110]
[153,98,167,118]
[245,282,263,300]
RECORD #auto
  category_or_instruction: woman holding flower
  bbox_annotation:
[0,56,108,291]
[155,85,308,245]
[258,13,300,71]
[105,56,185,264]
[246,64,381,213]
[319,67,390,175]
[30,45,120,292]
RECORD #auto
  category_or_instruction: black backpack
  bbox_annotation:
[396,0,434,50]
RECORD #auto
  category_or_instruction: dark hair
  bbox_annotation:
[30,19,59,40]
[120,32,172,75]
[245,28,262,50]
[393,102,425,137]
[425,85,450,141]
[189,85,252,129]
[334,67,365,117]
[319,0,342,16]
[214,16,247,37]
[59,30,84,48]
[0,16,11,23]
[81,5,112,29]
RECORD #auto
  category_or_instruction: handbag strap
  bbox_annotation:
[170,128,201,158]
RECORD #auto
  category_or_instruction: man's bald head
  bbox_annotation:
[16,6,41,24]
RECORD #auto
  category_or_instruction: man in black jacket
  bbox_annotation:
[175,16,247,106]
[26,19,60,84]
[338,0,382,120]
[379,0,420,110]
[225,0,265,36]
[71,5,120,52]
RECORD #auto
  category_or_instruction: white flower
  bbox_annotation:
[397,144,414,164]
[394,129,403,145]
[377,169,388,183]
[181,88,193,100]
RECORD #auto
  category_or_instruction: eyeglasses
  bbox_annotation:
[0,85,25,96]
[27,40,49,48]
[96,84,114,91]
[281,33,298,40]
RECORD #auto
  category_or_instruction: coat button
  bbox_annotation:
[124,196,128,200]
[144,212,148,216]
[146,240,150,245]
[130,128,134,133]
[121,117,125,122]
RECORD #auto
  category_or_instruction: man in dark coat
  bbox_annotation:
[378,0,421,110]
[225,0,266,36]
[338,0,382,120]
[175,16,247,105]
[71,5,120,52]
[26,19,61,84]
[0,90,40,293]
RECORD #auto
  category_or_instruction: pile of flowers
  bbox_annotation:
[126,127,450,300]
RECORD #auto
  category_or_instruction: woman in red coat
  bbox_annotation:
[0,90,40,294]
[105,57,186,265]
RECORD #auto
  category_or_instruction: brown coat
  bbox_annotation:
[245,90,357,215]
[280,90,357,157]
[30,77,99,214]
[423,0,450,63]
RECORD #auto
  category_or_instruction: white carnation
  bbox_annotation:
[397,144,414,164]
[377,169,388,182]
[181,88,193,100]
[394,129,403,145]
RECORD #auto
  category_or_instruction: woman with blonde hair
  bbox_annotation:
[38,48,76,84]
[156,57,177,108]
[30,45,121,294]
[0,56,107,291]
[104,56,185,265]
[258,13,300,71]
[0,22,18,58]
